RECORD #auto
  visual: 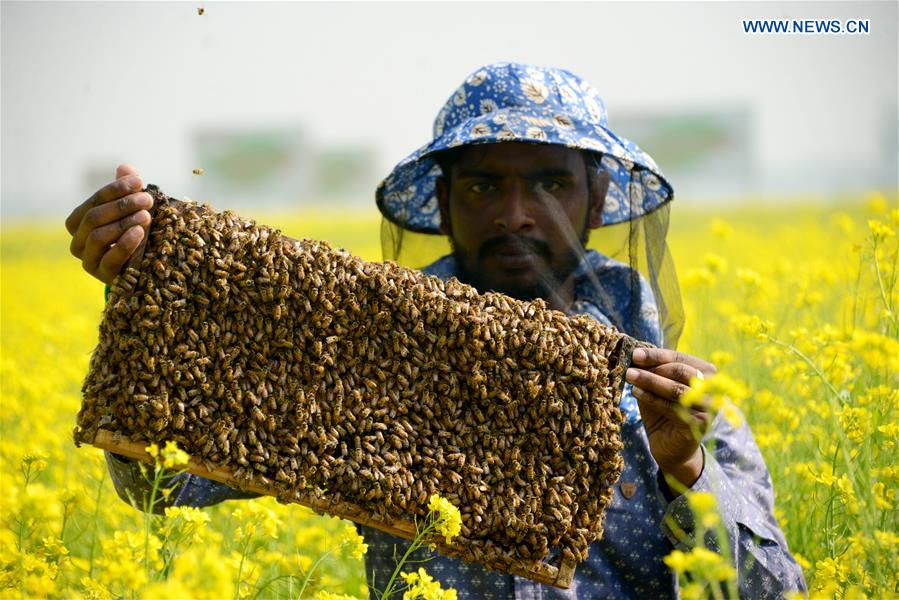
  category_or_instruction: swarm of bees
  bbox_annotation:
[75,185,638,576]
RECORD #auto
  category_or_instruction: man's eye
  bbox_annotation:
[540,180,562,192]
[470,182,495,193]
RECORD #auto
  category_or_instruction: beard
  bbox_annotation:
[449,223,590,302]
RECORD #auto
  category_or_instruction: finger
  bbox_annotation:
[96,226,146,283]
[65,175,144,236]
[648,362,704,387]
[116,164,141,180]
[70,191,153,258]
[631,347,715,373]
[632,387,712,432]
[81,210,152,276]
[626,367,692,403]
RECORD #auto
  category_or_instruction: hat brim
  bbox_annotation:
[376,109,674,234]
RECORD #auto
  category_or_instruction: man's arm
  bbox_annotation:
[657,409,808,598]
[105,452,260,514]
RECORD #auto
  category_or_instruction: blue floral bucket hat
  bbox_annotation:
[376,62,674,234]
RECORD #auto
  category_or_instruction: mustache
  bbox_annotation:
[478,235,550,262]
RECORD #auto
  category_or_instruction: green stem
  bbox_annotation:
[253,574,302,599]
[887,240,899,299]
[88,474,105,578]
[235,526,264,600]
[826,442,840,558]
[381,521,437,599]
[850,247,864,333]
[765,336,880,546]
[766,338,842,403]
[159,526,181,578]
[871,239,899,334]
[145,468,163,583]
[235,537,251,600]
[294,546,338,600]
[16,517,24,600]
[59,504,70,541]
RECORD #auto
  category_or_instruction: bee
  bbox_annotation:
[192,167,205,174]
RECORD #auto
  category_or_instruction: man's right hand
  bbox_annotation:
[65,164,154,284]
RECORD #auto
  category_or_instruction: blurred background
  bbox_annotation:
[2,1,896,222]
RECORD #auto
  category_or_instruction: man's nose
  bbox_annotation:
[493,180,536,233]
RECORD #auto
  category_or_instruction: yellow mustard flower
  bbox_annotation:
[730,313,772,341]
[338,522,368,560]
[814,556,848,588]
[80,576,112,600]
[878,422,899,449]
[161,440,191,469]
[401,567,457,600]
[868,219,895,241]
[837,406,871,444]
[792,552,811,571]
[834,475,860,514]
[686,491,720,529]
[663,547,734,582]
[873,530,898,549]
[163,506,211,543]
[703,252,728,274]
[428,494,462,545]
[872,482,895,510]
[145,442,160,459]
[314,592,362,600]
[682,267,716,289]
[679,372,748,427]
[232,499,282,541]
[736,268,763,288]
[709,350,734,368]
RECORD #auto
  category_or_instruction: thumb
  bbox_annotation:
[115,164,141,180]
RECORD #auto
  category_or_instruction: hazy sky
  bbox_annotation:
[2,1,897,218]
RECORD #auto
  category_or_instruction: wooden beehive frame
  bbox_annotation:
[91,429,578,588]
[80,188,645,589]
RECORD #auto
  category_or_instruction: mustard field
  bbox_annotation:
[1,194,896,599]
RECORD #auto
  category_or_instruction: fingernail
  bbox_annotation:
[632,349,645,361]
[626,368,637,383]
[631,387,643,397]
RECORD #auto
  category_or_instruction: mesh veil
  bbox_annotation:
[380,150,685,350]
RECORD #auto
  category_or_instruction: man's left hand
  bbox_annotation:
[625,348,717,496]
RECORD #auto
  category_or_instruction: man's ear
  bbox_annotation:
[587,168,609,229]
[436,176,451,235]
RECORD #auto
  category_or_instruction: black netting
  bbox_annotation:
[380,151,684,350]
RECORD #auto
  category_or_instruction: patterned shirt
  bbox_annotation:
[106,250,807,599]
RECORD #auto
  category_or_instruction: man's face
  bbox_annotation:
[435,142,607,302]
